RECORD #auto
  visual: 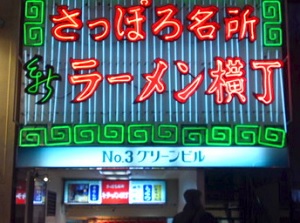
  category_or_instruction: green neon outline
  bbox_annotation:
[19,127,46,147]
[45,125,72,146]
[74,124,99,145]
[262,0,282,47]
[258,127,286,149]
[38,66,61,104]
[128,124,153,144]
[25,56,41,79]
[182,127,207,146]
[99,124,125,144]
[235,125,259,146]
[24,0,45,46]
[152,124,178,144]
[206,126,232,146]
[17,124,286,149]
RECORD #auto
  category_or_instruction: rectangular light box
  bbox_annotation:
[63,180,166,205]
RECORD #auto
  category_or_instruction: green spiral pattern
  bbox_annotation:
[99,124,124,144]
[259,127,286,148]
[182,126,207,146]
[19,127,46,147]
[24,0,45,46]
[235,125,260,146]
[128,124,153,144]
[262,0,282,47]
[206,126,232,146]
[152,124,178,144]
[74,124,99,144]
[18,124,286,148]
[45,125,71,146]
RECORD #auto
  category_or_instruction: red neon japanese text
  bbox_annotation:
[31,55,284,105]
[50,4,261,43]
[140,0,152,7]
[152,4,183,41]
[106,73,134,84]
[174,60,190,75]
[114,5,146,42]
[135,58,169,103]
[187,5,220,41]
[250,60,284,105]
[173,60,205,103]
[224,5,260,42]
[68,58,103,103]
[205,57,247,104]
[87,18,111,41]
[49,5,83,42]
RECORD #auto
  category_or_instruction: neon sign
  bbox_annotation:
[23,55,62,104]
[22,0,285,105]
[19,0,289,167]
[24,55,283,105]
[48,4,260,43]
[23,1,283,46]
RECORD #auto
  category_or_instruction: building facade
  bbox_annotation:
[2,0,300,222]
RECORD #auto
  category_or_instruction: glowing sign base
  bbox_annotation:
[16,146,289,168]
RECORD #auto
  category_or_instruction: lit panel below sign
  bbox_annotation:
[15,180,46,205]
[129,180,166,204]
[64,180,102,204]
[63,180,166,205]
[17,146,288,168]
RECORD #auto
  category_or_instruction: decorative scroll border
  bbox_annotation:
[23,0,45,46]
[19,124,286,148]
[262,0,283,47]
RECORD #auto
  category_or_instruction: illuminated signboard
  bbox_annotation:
[15,180,46,205]
[63,180,166,205]
[17,0,289,167]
